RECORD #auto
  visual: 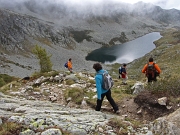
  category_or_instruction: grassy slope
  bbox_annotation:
[109,28,180,100]
[127,28,180,81]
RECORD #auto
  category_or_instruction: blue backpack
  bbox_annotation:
[64,62,68,68]
[119,67,122,74]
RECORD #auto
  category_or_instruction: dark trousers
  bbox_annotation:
[148,74,157,82]
[95,90,119,112]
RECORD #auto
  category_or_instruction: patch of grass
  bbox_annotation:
[33,87,41,92]
[66,80,75,85]
[64,87,84,104]
[169,96,180,104]
[0,74,19,94]
[108,117,129,134]
[85,91,97,108]
[145,77,180,97]
[32,70,59,79]
[0,78,6,87]
[154,28,180,47]
[0,80,23,94]
[108,116,141,134]
[0,117,26,135]
[112,90,134,103]
[124,117,141,129]
[0,74,17,87]
[0,84,10,94]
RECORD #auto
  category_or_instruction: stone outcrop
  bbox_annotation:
[148,108,180,135]
[0,9,72,52]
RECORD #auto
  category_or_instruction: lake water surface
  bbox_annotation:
[86,32,162,64]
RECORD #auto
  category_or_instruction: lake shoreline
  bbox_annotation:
[86,32,162,64]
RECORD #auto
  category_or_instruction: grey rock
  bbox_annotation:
[19,129,35,135]
[41,128,62,135]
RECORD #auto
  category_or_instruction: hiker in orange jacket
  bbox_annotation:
[142,57,161,82]
[67,58,73,73]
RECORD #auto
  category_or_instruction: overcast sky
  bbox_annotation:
[63,0,180,10]
[117,0,180,10]
[0,0,179,10]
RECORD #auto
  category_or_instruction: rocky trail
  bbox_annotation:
[0,92,117,135]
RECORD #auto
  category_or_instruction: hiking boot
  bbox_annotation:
[115,110,120,114]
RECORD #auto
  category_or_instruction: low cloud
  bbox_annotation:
[0,0,179,10]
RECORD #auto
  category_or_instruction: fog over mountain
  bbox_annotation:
[0,0,132,21]
[0,0,180,26]
[0,0,180,77]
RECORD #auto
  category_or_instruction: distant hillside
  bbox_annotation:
[0,0,180,78]
[126,28,180,83]
[132,2,180,25]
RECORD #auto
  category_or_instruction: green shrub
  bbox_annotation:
[145,77,180,97]
[0,78,6,87]
[32,45,53,73]
[0,74,17,88]
[66,80,75,85]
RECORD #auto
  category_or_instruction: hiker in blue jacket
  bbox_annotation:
[93,63,120,114]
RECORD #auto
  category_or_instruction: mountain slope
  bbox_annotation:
[0,1,180,78]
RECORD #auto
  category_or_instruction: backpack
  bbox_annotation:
[98,71,114,90]
[64,62,68,68]
[146,63,156,78]
[119,67,122,74]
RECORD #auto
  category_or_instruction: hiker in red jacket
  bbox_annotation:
[142,57,161,82]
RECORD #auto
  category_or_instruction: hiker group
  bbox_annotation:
[64,61,120,114]
[64,57,161,84]
[92,57,161,114]
[64,57,161,115]
[118,57,161,83]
